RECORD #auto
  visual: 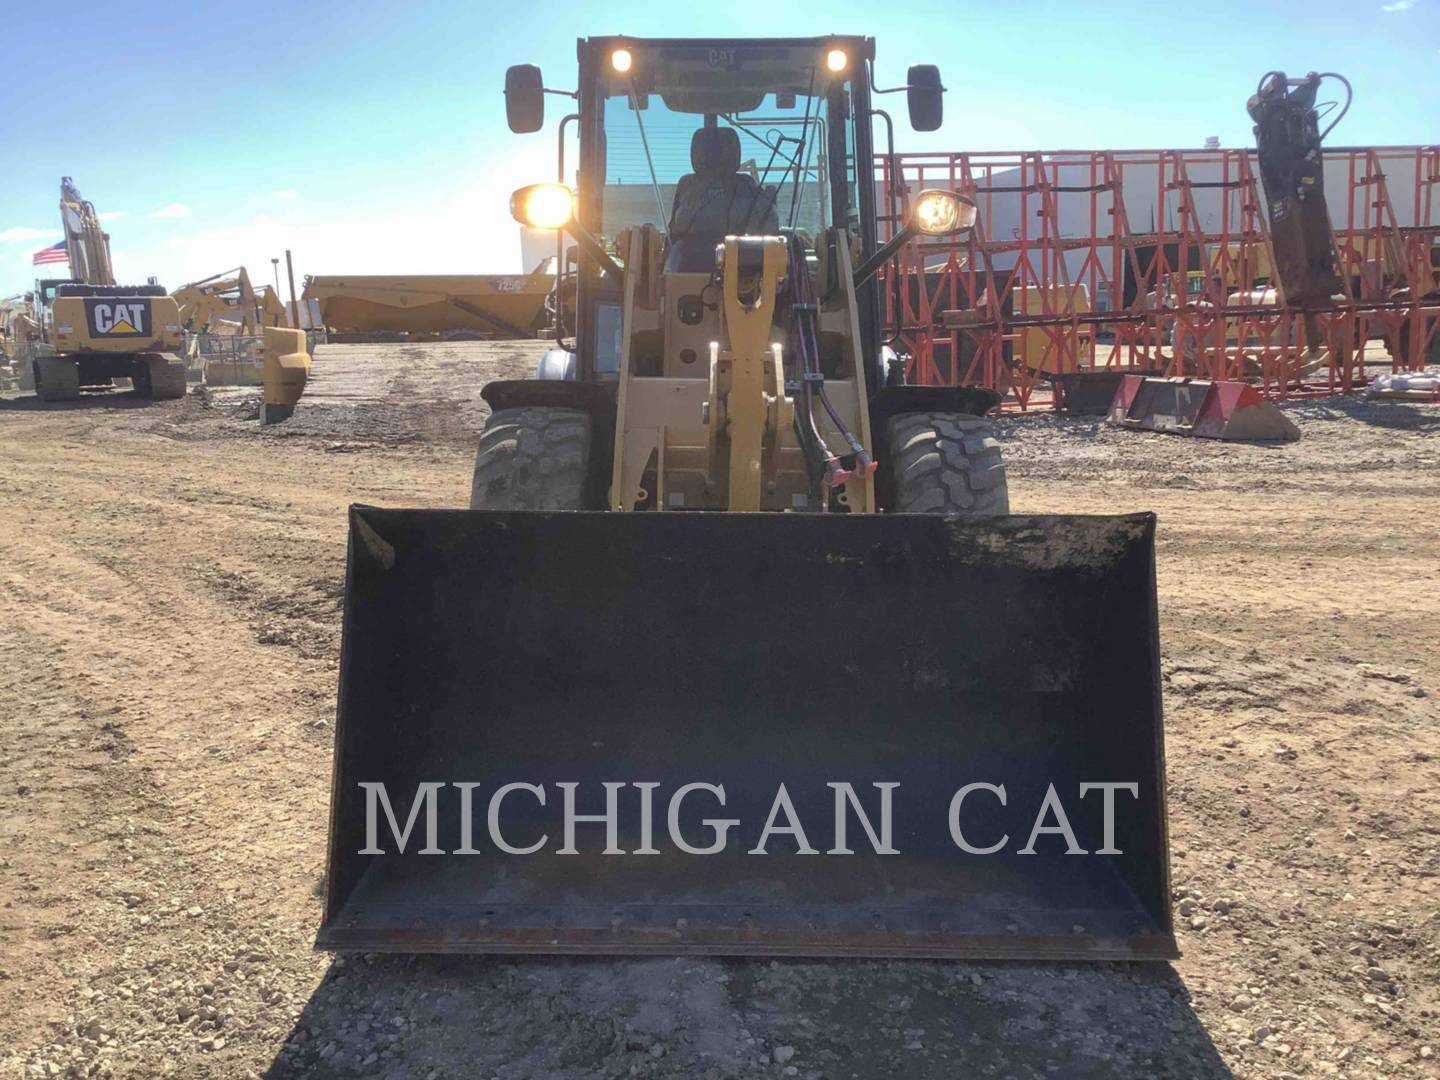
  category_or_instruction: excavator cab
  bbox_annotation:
[318,37,1174,961]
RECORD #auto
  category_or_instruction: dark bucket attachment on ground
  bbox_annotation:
[1108,375,1301,442]
[1050,369,1162,415]
[319,508,1174,961]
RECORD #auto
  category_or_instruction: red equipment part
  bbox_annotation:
[1106,375,1301,442]
[875,145,1440,408]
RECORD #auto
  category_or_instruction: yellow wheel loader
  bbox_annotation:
[25,179,186,402]
[320,36,1174,961]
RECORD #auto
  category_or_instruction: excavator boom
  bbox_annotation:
[59,177,116,287]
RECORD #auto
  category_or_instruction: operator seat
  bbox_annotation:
[666,127,779,272]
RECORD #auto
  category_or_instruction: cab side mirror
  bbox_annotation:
[907,64,944,132]
[505,64,545,133]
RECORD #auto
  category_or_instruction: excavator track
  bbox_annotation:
[33,355,81,402]
[134,353,188,401]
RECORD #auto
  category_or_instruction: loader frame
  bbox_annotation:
[490,36,998,511]
[316,36,1175,964]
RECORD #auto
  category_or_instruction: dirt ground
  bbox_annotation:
[1,341,1436,1080]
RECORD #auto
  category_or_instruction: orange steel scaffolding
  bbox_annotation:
[876,146,1440,409]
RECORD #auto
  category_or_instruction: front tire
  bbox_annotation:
[469,406,591,510]
[888,411,1009,515]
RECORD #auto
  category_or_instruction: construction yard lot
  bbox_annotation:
[1,341,1437,1080]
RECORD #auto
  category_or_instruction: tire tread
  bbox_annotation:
[469,406,591,510]
[887,411,1009,515]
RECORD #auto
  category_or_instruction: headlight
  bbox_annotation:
[912,189,977,236]
[611,48,632,73]
[825,48,848,73]
[510,183,574,229]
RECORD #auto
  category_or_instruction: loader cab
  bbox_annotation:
[499,37,988,515]
[509,36,905,386]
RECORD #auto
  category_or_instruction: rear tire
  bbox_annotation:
[134,353,187,400]
[888,411,1009,515]
[34,356,81,402]
[469,406,591,510]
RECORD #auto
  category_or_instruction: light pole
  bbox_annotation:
[285,250,300,330]
[271,258,281,297]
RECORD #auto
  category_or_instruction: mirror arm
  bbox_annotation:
[867,58,916,96]
[543,87,580,99]
[853,220,917,289]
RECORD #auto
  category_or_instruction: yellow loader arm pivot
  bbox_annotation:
[713,236,788,511]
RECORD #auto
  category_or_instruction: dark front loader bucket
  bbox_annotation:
[319,508,1174,961]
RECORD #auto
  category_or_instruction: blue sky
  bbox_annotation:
[1,0,1435,297]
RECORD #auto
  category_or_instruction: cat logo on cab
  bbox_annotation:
[84,298,151,337]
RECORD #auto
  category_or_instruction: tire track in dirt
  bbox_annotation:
[0,422,468,1078]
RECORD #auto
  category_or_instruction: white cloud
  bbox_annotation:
[270,189,301,202]
[99,211,128,222]
[147,203,192,220]
[0,226,60,244]
[1380,0,1414,11]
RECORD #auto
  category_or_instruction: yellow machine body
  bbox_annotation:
[23,180,188,401]
[608,229,874,514]
[173,267,289,336]
[261,326,310,407]
[318,36,1174,965]
[49,293,183,357]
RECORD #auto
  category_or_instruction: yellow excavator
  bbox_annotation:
[172,267,296,388]
[20,178,188,402]
[172,267,290,336]
[319,36,1172,962]
[0,295,31,390]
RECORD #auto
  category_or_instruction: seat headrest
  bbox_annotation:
[690,127,741,175]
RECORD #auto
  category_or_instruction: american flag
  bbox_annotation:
[33,241,67,265]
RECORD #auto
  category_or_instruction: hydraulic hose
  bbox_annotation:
[785,233,874,494]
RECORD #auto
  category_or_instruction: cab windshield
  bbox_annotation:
[595,44,859,266]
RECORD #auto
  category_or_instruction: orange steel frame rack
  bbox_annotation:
[875,146,1440,410]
